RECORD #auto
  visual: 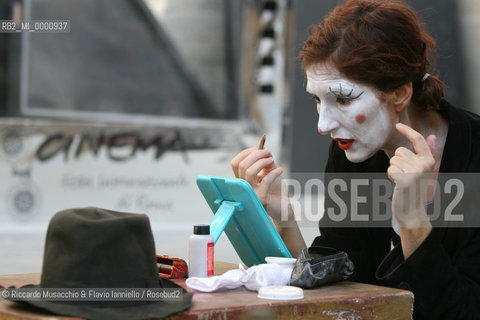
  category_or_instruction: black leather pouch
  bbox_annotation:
[290,246,354,289]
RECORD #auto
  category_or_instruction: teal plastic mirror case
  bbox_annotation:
[196,175,292,267]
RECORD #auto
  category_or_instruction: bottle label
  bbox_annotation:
[207,242,214,276]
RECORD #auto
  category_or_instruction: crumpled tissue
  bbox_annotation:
[185,263,293,292]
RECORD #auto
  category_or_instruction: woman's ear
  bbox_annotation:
[392,82,412,112]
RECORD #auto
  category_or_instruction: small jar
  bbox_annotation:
[188,225,214,277]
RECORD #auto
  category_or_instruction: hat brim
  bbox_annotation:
[18,278,193,320]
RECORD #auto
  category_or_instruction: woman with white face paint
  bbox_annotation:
[231,0,480,318]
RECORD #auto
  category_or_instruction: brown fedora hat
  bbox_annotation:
[19,207,192,320]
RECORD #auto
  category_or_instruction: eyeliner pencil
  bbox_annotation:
[258,134,266,150]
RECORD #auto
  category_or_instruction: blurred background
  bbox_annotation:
[0,0,479,274]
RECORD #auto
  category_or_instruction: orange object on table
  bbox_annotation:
[156,255,188,279]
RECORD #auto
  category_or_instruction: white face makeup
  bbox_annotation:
[306,64,397,163]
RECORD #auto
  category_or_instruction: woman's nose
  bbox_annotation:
[317,106,340,134]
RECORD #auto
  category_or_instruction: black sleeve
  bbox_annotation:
[376,228,480,319]
[312,141,391,284]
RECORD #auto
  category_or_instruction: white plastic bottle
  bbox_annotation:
[188,225,214,277]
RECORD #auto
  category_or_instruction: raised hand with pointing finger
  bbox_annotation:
[388,123,438,258]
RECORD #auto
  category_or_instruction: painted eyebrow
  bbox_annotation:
[328,83,364,99]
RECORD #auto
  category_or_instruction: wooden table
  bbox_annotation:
[0,263,413,320]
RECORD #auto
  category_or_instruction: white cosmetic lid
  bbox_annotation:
[257,285,304,300]
[265,256,297,266]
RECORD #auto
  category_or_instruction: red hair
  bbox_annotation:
[300,0,445,110]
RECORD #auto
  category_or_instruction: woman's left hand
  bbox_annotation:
[387,123,436,258]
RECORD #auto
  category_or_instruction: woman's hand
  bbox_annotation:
[387,123,436,258]
[231,147,307,256]
[230,147,286,221]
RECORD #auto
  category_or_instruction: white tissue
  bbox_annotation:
[185,263,294,292]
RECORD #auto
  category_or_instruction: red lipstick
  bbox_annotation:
[335,138,355,150]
